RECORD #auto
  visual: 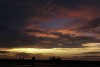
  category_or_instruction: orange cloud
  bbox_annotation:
[31,5,100,21]
[27,32,59,38]
[56,29,77,35]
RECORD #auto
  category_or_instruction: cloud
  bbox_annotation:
[77,18,100,33]
[0,50,47,59]
[82,43,100,47]
[76,51,100,58]
[22,32,100,48]
[15,52,47,59]
[15,52,36,58]
[0,51,10,54]
[0,0,100,48]
[1,27,100,48]
[83,52,100,55]
[27,32,59,38]
[0,0,100,60]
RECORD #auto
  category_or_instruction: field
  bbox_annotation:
[0,59,100,67]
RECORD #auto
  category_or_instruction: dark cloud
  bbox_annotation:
[9,52,47,59]
[0,0,36,47]
[0,51,10,54]
[15,52,33,58]
[0,27,100,48]
[23,30,100,48]
[0,33,38,47]
[78,52,100,57]
[0,51,47,59]
[0,0,100,48]
[83,52,100,55]
[78,18,100,32]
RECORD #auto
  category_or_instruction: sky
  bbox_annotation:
[0,0,100,61]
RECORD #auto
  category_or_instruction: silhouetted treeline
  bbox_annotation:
[49,56,62,61]
[0,57,100,67]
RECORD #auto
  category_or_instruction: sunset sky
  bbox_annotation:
[0,0,100,60]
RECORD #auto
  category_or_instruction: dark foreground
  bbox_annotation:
[0,59,100,67]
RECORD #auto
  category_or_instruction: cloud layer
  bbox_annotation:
[0,0,100,49]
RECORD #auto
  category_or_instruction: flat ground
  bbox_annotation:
[0,59,100,67]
